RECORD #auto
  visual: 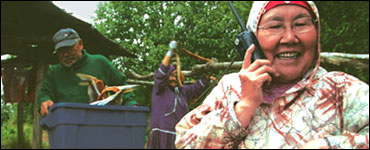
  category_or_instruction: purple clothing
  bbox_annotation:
[148,64,209,149]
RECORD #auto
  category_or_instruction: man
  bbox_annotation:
[147,41,212,149]
[38,28,137,116]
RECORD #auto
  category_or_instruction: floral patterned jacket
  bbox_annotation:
[175,67,369,148]
[176,1,369,149]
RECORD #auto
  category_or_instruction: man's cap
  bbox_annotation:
[53,28,80,53]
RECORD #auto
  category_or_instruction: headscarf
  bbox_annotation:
[246,1,321,88]
[264,1,315,20]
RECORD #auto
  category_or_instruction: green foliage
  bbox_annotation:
[132,85,153,108]
[1,89,35,148]
[95,1,252,75]
[316,1,369,54]
[315,1,369,84]
[95,1,369,87]
[1,100,15,126]
[1,111,17,141]
[1,105,32,149]
[95,1,254,108]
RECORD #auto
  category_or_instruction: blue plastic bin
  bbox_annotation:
[40,103,149,149]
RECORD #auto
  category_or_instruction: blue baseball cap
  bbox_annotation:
[53,28,80,53]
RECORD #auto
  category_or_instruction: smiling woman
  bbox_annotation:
[256,5,318,84]
[175,1,369,149]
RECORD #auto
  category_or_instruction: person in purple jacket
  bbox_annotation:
[147,41,211,149]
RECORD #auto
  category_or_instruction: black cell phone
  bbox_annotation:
[228,1,266,62]
[234,30,265,62]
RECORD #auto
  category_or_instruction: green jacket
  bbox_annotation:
[37,50,137,109]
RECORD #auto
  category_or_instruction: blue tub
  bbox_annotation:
[40,103,149,149]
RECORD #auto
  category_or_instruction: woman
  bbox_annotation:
[175,1,369,149]
[148,41,211,149]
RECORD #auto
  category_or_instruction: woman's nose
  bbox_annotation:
[280,26,299,45]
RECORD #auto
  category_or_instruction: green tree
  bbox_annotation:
[315,1,369,83]
[94,1,369,106]
[95,1,252,74]
[94,1,253,107]
[316,1,369,54]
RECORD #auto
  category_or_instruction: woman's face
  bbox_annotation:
[168,70,178,87]
[256,5,317,84]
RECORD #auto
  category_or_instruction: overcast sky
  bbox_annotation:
[52,1,104,24]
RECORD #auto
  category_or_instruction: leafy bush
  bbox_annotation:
[1,100,37,148]
[1,107,32,149]
[1,99,15,126]
[316,1,369,54]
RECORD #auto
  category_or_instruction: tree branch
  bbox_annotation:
[127,71,154,80]
[178,43,215,63]
[320,52,369,70]
[126,52,369,82]
[127,79,194,86]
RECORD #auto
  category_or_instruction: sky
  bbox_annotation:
[52,1,104,24]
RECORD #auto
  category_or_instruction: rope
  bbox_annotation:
[190,49,238,106]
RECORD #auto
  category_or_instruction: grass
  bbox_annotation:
[1,107,49,149]
[1,123,32,149]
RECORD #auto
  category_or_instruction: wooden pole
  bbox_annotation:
[126,52,369,80]
[127,79,193,86]
[32,63,47,149]
[17,101,24,147]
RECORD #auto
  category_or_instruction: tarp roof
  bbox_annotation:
[1,1,135,64]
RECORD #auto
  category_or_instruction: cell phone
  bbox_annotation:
[234,30,265,62]
[228,1,266,62]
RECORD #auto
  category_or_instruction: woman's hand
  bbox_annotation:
[238,44,279,107]
[235,44,279,128]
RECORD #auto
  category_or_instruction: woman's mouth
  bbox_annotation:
[277,52,300,60]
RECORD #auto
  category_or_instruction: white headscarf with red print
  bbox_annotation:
[246,1,321,87]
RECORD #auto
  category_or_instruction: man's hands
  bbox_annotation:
[40,100,54,117]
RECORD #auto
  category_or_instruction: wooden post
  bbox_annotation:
[17,101,24,147]
[32,63,47,149]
